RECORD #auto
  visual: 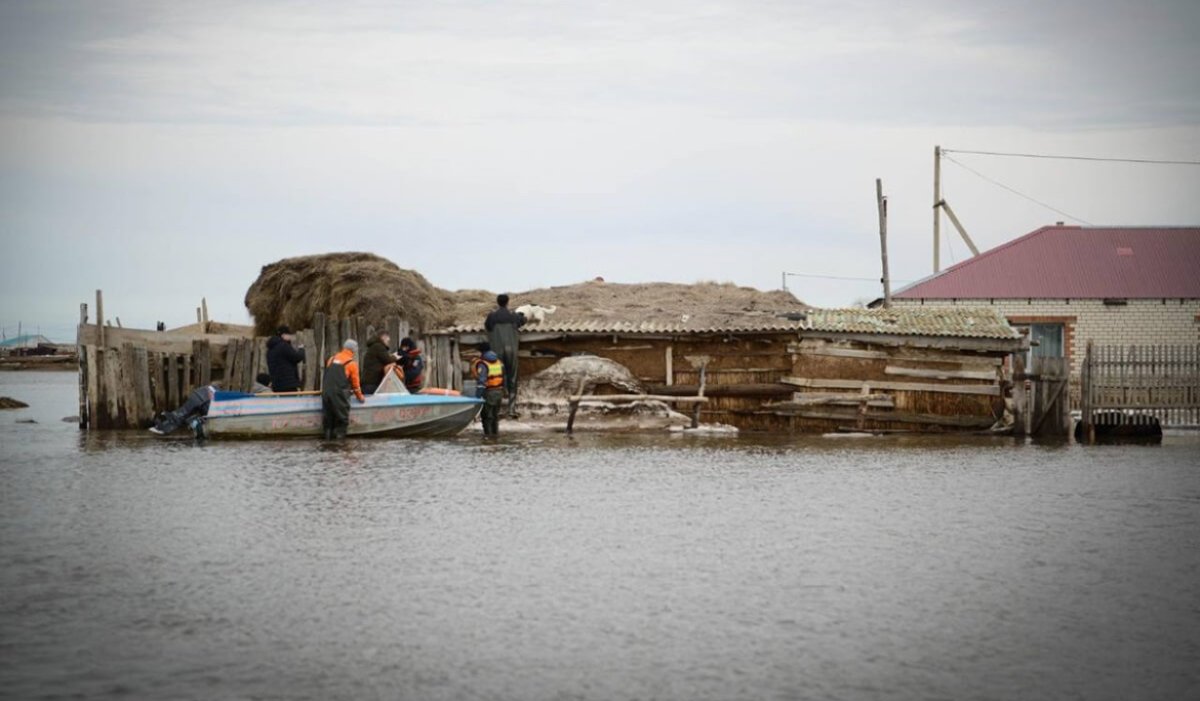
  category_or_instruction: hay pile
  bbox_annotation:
[452,280,805,329]
[244,253,455,336]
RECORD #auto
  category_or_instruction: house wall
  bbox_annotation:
[449,331,1011,433]
[892,297,1200,402]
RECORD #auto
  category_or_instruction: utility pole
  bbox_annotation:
[933,145,941,273]
[876,178,891,307]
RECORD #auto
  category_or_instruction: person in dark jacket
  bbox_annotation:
[360,331,396,394]
[266,325,305,393]
[398,337,425,393]
[484,294,525,417]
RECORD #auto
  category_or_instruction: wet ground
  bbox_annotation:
[2,371,1199,700]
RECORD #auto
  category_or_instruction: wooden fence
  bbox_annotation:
[1080,342,1200,433]
[77,295,463,429]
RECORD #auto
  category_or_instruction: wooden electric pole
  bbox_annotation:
[876,178,891,307]
[933,145,941,273]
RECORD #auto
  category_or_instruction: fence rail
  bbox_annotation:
[1080,342,1200,432]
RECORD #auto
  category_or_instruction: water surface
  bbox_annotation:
[2,371,1198,700]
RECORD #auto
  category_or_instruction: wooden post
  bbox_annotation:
[96,289,105,348]
[196,307,202,324]
[201,297,209,333]
[121,343,139,428]
[325,318,340,366]
[1081,340,1094,443]
[238,338,254,391]
[665,344,674,386]
[933,145,941,273]
[77,302,89,429]
[566,379,585,435]
[86,346,101,428]
[167,354,180,407]
[1012,352,1027,437]
[181,353,192,394]
[133,346,152,428]
[876,178,891,307]
[193,340,212,387]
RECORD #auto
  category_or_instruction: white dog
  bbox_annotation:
[515,304,557,324]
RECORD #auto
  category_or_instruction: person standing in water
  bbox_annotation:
[322,339,365,439]
[484,294,525,417]
[476,348,504,437]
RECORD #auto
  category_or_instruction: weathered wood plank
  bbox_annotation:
[885,365,997,381]
[167,354,180,407]
[782,376,1000,396]
[768,407,994,428]
[133,346,152,427]
[790,341,1003,366]
[800,332,1026,353]
[647,383,793,398]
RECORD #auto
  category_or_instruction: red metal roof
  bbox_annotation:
[895,226,1200,299]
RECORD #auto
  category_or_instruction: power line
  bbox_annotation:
[783,271,913,283]
[942,154,1094,226]
[941,148,1200,166]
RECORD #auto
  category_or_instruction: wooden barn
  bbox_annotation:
[427,307,1026,434]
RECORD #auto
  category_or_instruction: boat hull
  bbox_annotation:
[203,392,482,438]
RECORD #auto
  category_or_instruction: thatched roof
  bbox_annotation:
[244,252,455,336]
[449,280,806,331]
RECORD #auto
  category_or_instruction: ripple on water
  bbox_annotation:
[2,371,1199,700]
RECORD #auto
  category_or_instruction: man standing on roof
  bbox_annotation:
[266,325,305,393]
[484,294,525,417]
[322,339,365,439]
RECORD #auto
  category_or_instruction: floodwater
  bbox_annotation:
[2,372,1199,701]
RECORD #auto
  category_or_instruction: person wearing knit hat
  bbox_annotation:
[320,338,365,439]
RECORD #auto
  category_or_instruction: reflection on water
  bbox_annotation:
[3,372,1199,701]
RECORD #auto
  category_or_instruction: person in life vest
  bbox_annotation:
[475,349,504,437]
[397,336,425,393]
[322,339,365,439]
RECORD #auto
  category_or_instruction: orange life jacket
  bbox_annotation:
[483,359,504,390]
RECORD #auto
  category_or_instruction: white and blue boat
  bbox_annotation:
[203,373,481,438]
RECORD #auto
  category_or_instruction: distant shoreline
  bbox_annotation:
[0,356,76,372]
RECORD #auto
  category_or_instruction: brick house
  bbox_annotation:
[880,225,1200,402]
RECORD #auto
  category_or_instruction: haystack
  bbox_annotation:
[244,252,455,336]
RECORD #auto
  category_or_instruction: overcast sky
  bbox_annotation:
[2,0,1198,339]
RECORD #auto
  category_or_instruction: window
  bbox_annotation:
[1012,322,1065,366]
[1031,323,1064,358]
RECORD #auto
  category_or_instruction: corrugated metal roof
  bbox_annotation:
[804,307,1019,339]
[440,308,1016,339]
[895,226,1200,299]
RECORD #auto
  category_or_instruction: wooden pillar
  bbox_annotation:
[85,345,101,428]
[876,177,891,307]
[1081,340,1094,444]
[201,297,209,333]
[167,354,180,407]
[238,338,253,391]
[77,303,89,429]
[1012,352,1027,437]
[133,346,152,428]
[193,340,212,387]
[665,344,674,386]
[121,342,139,428]
[932,145,941,273]
[325,318,340,366]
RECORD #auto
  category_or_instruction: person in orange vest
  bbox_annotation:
[322,339,366,439]
[475,348,505,437]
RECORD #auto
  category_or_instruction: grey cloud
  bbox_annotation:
[1,0,1196,128]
